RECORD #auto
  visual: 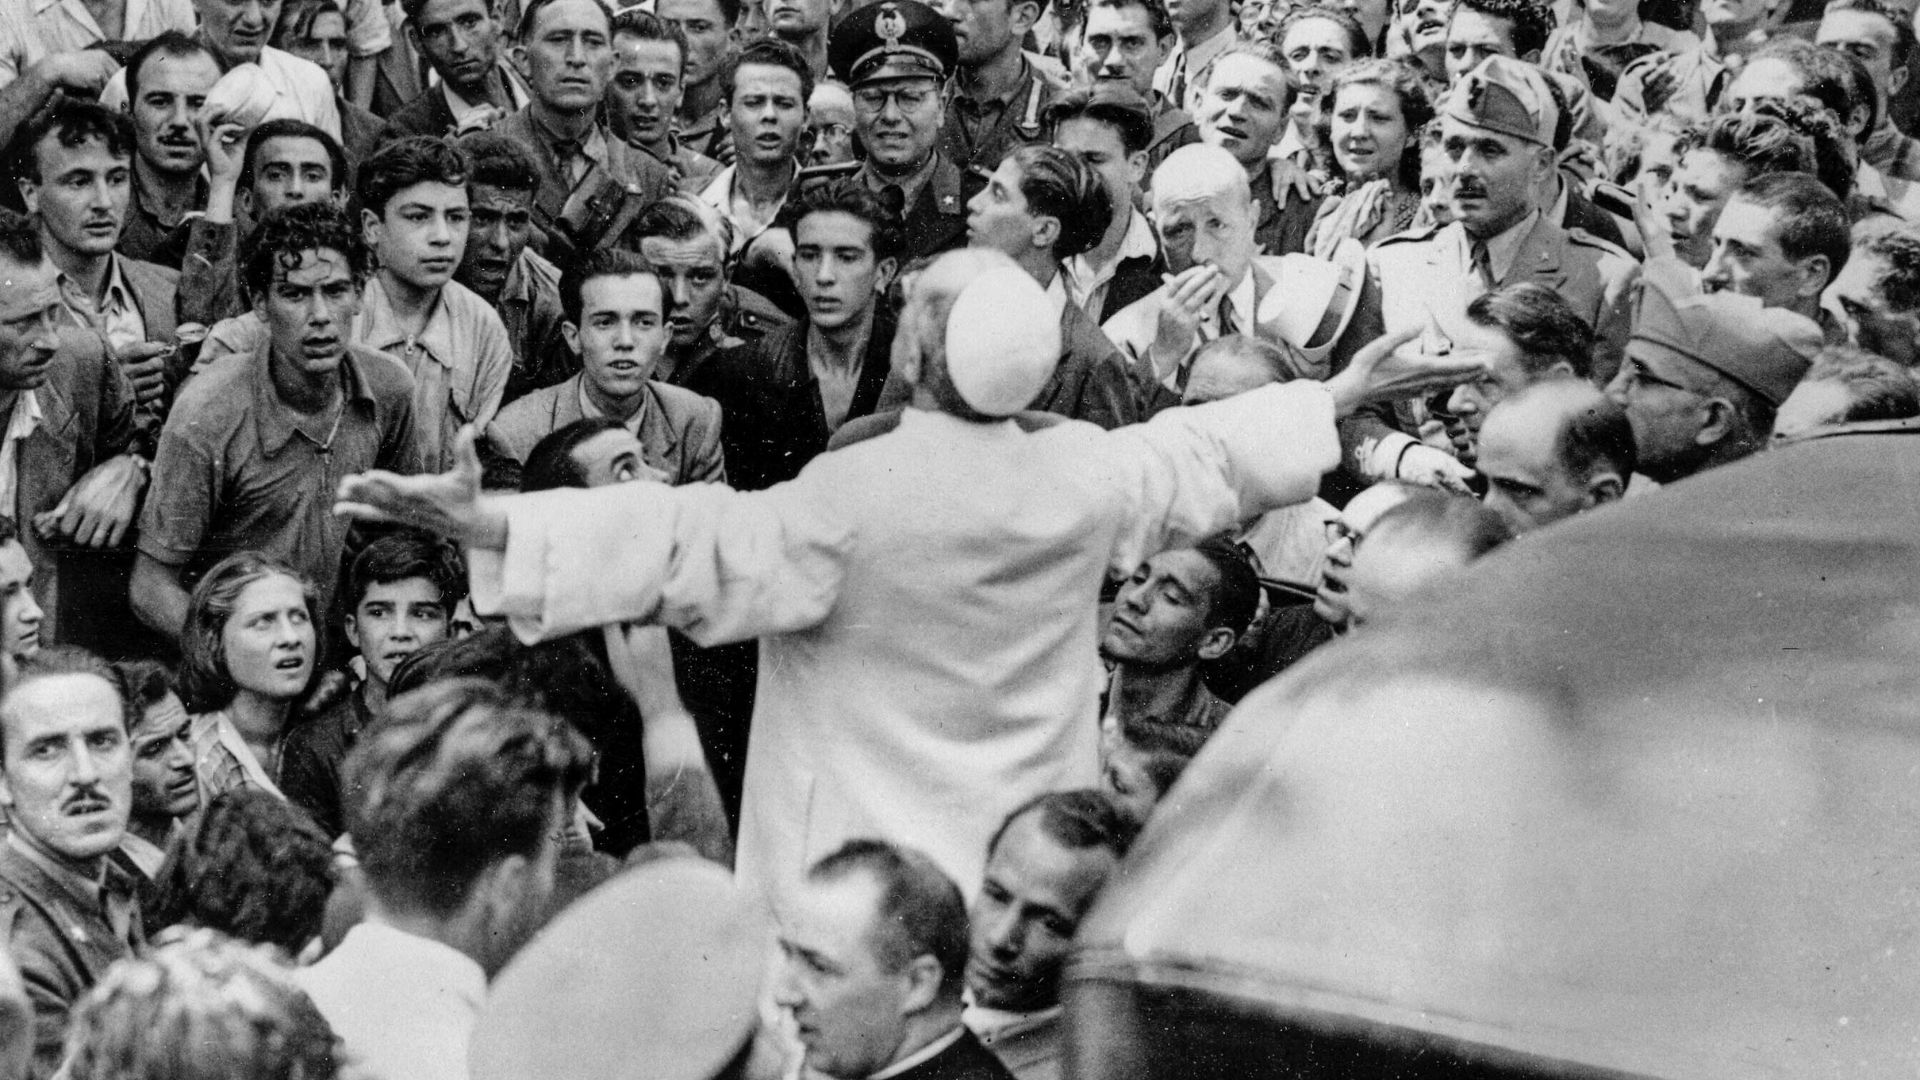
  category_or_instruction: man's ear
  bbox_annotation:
[510,43,532,81]
[1544,359,1576,380]
[361,206,385,252]
[343,612,361,650]
[1033,214,1063,255]
[1696,395,1739,447]
[1519,45,1541,63]
[1795,253,1833,300]
[874,256,899,296]
[1895,62,1911,98]
[14,180,35,217]
[1196,626,1237,662]
[561,320,581,354]
[1010,0,1042,37]
[1127,150,1148,191]
[899,954,942,1016]
[1584,468,1626,508]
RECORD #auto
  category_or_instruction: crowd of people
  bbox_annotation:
[0,0,1897,1068]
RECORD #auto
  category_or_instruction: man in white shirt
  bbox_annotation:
[0,0,195,88]
[335,246,1484,907]
[98,0,342,139]
[296,679,592,1080]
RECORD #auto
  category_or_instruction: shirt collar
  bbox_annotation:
[869,1026,967,1080]
[6,390,44,443]
[577,376,650,432]
[864,152,942,211]
[1220,266,1258,334]
[358,276,456,369]
[57,255,135,320]
[1042,272,1069,317]
[502,249,538,305]
[1471,209,1540,284]
[250,332,375,454]
[7,829,104,906]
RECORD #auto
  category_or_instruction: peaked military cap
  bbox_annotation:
[1442,55,1561,148]
[1630,258,1822,406]
[829,0,958,87]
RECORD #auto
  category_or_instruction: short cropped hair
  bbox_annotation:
[807,840,970,999]
[1008,144,1112,260]
[1045,85,1154,155]
[1825,0,1915,71]
[1859,225,1920,313]
[1802,345,1920,421]
[612,8,687,72]
[345,679,594,919]
[116,658,177,712]
[177,553,318,714]
[1464,282,1596,379]
[987,789,1139,862]
[1449,0,1555,58]
[559,246,662,326]
[522,417,629,491]
[238,119,348,197]
[148,789,335,954]
[0,209,41,267]
[1552,387,1638,484]
[631,191,732,255]
[1277,5,1372,58]
[12,99,132,182]
[456,130,540,193]
[357,136,468,218]
[517,0,613,41]
[240,202,372,310]
[63,929,344,1080]
[1329,59,1434,189]
[1751,38,1854,117]
[1,647,137,762]
[1369,489,1515,560]
[792,179,905,265]
[722,36,813,105]
[1733,170,1851,281]
[1191,535,1261,639]
[125,31,216,111]
[1089,0,1175,42]
[343,530,468,615]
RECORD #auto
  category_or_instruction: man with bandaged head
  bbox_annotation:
[336,246,1484,907]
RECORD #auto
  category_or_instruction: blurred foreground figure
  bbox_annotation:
[63,929,344,1080]
[1063,417,1920,1078]
[337,247,1483,905]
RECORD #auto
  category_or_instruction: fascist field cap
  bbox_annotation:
[469,857,767,1080]
[1629,258,1822,406]
[941,256,1062,416]
[829,0,959,88]
[1442,55,1560,148]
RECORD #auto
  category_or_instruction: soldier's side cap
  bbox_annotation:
[829,0,958,88]
[1441,55,1560,148]
[470,857,767,1080]
[1629,258,1822,406]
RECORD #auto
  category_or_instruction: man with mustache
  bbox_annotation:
[1352,56,1637,484]
[0,648,142,1079]
[113,660,197,880]
[116,33,221,268]
[963,792,1135,1080]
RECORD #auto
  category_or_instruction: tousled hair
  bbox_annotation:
[1008,144,1113,260]
[559,246,663,326]
[240,201,372,307]
[343,530,468,614]
[1465,282,1596,379]
[356,136,468,218]
[148,789,335,954]
[1802,344,1920,422]
[1449,0,1555,58]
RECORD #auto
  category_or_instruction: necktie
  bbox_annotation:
[1168,50,1188,112]
[1470,238,1495,292]
[877,184,907,222]
[555,138,587,189]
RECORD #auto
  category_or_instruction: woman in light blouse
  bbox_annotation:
[1307,59,1434,257]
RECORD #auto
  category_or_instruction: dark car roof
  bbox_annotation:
[1067,429,1920,1080]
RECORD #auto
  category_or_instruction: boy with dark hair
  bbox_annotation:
[697,36,811,265]
[1099,712,1210,825]
[453,131,570,404]
[355,136,512,470]
[280,531,467,838]
[609,10,723,190]
[1100,537,1260,736]
[131,202,419,642]
[661,0,743,163]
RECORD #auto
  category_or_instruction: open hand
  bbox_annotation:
[1325,327,1491,417]
[1150,265,1228,377]
[334,426,509,550]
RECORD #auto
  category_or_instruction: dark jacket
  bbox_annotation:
[853,153,985,265]
[690,308,897,491]
[16,329,137,654]
[494,108,677,262]
[0,839,140,1079]
[377,82,459,144]
[890,1030,1017,1080]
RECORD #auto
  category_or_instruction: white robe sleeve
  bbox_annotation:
[1098,380,1340,574]
[467,478,853,646]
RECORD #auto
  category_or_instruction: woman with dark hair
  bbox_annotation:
[1306,58,1433,255]
[147,790,336,957]
[178,552,319,800]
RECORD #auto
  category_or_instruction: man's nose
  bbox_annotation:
[17,590,40,627]
[1700,246,1730,285]
[1603,367,1632,405]
[71,742,101,784]
[669,277,692,308]
[987,908,1024,954]
[1447,383,1475,417]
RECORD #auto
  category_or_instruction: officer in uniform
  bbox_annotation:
[937,0,1063,171]
[1349,55,1639,481]
[827,0,987,264]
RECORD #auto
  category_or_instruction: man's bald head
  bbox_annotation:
[1150,143,1260,283]
[1151,143,1251,210]
[1182,334,1299,403]
[1477,379,1634,535]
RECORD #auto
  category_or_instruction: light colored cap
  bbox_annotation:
[469,857,767,1080]
[200,64,303,130]
[944,264,1062,416]
[1442,55,1561,148]
[1631,258,1823,406]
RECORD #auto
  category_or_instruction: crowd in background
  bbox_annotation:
[0,0,1901,1070]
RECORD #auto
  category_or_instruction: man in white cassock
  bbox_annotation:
[336,249,1478,907]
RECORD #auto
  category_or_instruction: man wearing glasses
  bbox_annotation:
[828,0,986,264]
